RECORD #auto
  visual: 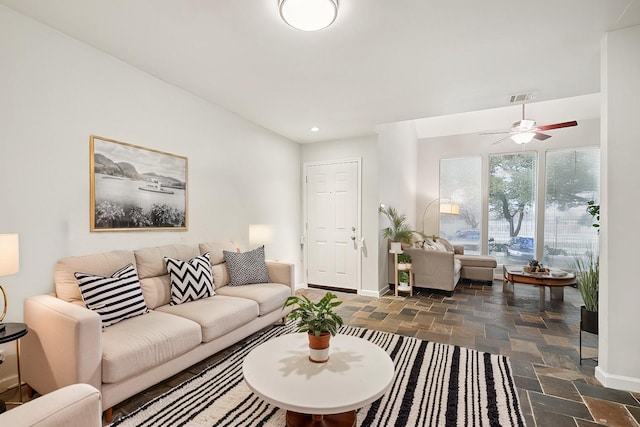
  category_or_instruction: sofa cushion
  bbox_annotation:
[135,245,201,309]
[155,295,259,343]
[215,283,290,316]
[211,263,231,289]
[437,238,455,252]
[101,310,201,384]
[165,253,215,305]
[75,263,149,327]
[55,250,136,304]
[456,254,497,268]
[199,241,238,265]
[223,246,270,286]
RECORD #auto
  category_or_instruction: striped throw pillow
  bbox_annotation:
[75,263,149,328]
[164,252,215,305]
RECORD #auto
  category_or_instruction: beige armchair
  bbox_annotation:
[0,383,101,427]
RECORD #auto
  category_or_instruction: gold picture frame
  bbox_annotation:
[90,135,188,232]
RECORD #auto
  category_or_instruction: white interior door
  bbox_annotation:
[305,160,359,290]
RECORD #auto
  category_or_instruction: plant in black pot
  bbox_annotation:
[575,252,599,334]
[283,292,344,363]
[576,200,600,334]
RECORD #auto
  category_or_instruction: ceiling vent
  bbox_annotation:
[508,92,536,104]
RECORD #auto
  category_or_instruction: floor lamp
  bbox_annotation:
[421,198,460,235]
[0,234,19,333]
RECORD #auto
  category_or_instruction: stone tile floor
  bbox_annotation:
[1,280,637,426]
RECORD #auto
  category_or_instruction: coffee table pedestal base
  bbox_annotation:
[286,410,356,427]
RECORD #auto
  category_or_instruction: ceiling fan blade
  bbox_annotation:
[537,120,578,131]
[479,131,510,135]
[491,135,512,145]
[534,132,552,141]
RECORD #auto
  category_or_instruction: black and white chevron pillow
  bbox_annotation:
[165,252,215,305]
[75,263,149,328]
[223,246,270,286]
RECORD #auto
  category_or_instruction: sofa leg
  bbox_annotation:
[104,408,113,423]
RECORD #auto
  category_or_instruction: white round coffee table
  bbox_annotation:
[242,333,394,427]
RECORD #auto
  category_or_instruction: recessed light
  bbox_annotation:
[310,127,320,132]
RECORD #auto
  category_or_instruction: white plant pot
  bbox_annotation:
[390,242,402,253]
[398,263,412,270]
[398,282,410,291]
[309,347,330,363]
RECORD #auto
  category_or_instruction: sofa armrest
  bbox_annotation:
[0,383,101,427]
[22,295,102,395]
[453,245,465,255]
[266,261,295,294]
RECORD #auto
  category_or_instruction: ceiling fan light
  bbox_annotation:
[511,132,536,144]
[279,0,338,31]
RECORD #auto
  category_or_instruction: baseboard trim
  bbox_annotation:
[359,286,390,298]
[294,282,308,291]
[595,366,640,393]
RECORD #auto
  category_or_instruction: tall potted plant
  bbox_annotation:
[575,252,599,334]
[379,205,413,252]
[576,200,600,334]
[283,292,344,363]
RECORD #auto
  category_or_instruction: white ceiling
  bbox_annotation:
[2,0,639,143]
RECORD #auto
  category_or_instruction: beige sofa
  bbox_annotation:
[0,384,101,427]
[399,238,496,294]
[21,242,294,422]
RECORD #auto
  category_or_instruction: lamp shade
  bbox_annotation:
[0,234,19,276]
[439,203,460,215]
[249,224,274,247]
[279,0,338,31]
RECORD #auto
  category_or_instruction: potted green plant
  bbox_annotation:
[576,200,600,334]
[398,270,410,291]
[575,252,599,334]
[379,205,413,252]
[397,253,412,270]
[283,292,344,363]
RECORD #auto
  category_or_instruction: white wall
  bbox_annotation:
[301,136,379,295]
[377,122,418,291]
[0,6,301,388]
[597,24,640,392]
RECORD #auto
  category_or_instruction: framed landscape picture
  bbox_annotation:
[90,135,188,231]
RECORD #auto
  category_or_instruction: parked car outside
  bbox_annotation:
[452,229,481,253]
[506,237,534,260]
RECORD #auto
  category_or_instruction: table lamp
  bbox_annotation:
[0,234,19,333]
[249,224,274,248]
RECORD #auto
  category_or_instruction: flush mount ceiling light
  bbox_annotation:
[279,0,338,32]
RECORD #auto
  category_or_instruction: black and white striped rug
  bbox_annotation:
[111,323,526,427]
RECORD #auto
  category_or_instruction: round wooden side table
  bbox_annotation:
[0,323,28,413]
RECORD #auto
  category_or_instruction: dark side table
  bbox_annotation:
[0,323,28,413]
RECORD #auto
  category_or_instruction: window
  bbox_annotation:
[488,152,537,265]
[543,148,599,269]
[439,157,482,254]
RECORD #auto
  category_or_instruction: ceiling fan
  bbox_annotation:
[482,104,578,145]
